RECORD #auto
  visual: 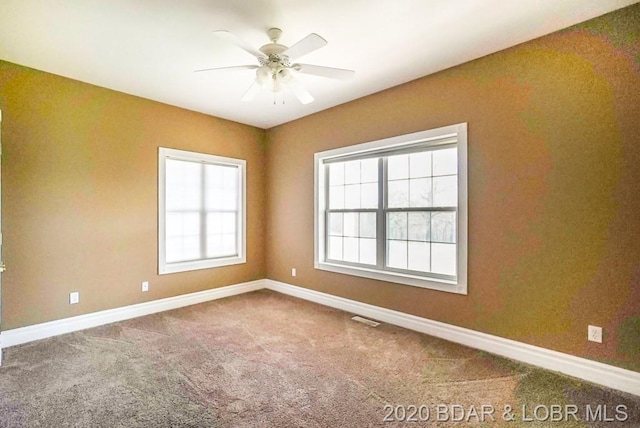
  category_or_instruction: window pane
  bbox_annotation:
[360,158,378,183]
[166,237,184,263]
[408,241,430,272]
[207,235,223,258]
[431,212,456,243]
[182,236,200,261]
[222,234,236,254]
[166,213,199,238]
[433,148,457,176]
[344,184,361,209]
[388,180,409,208]
[409,178,432,207]
[431,243,456,275]
[205,164,223,189]
[410,152,432,178]
[167,187,201,211]
[408,212,429,241]
[184,188,201,210]
[329,185,344,209]
[222,189,237,210]
[343,213,359,237]
[206,233,236,258]
[207,188,238,211]
[165,185,184,211]
[205,164,237,190]
[387,212,407,240]
[387,240,407,269]
[328,236,343,260]
[205,165,237,211]
[221,166,237,189]
[182,213,198,235]
[328,213,343,236]
[166,186,200,211]
[166,213,184,237]
[433,176,457,207]
[166,159,200,185]
[205,212,236,253]
[207,235,234,258]
[206,213,222,235]
[166,160,201,211]
[344,160,361,184]
[329,163,345,185]
[221,212,236,233]
[207,188,221,210]
[359,238,377,265]
[359,212,376,238]
[388,154,409,180]
[344,237,359,262]
[360,182,378,208]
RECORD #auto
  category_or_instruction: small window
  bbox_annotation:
[314,123,468,294]
[158,148,246,274]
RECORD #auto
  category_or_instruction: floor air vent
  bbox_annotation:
[351,316,380,327]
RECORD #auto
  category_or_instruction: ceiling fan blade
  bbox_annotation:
[287,77,314,104]
[294,64,354,80]
[194,65,258,73]
[241,81,262,102]
[213,30,265,59]
[283,33,327,61]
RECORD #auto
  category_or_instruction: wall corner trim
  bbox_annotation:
[0,279,265,349]
[1,278,638,397]
[264,279,640,397]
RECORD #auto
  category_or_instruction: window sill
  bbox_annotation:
[160,256,246,275]
[315,261,467,295]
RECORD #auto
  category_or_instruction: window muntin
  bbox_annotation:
[315,123,467,294]
[159,148,246,274]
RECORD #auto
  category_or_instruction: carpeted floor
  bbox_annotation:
[0,290,638,427]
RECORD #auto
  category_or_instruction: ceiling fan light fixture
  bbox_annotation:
[276,67,292,84]
[255,66,272,87]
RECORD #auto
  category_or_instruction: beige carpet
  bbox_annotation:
[0,290,638,427]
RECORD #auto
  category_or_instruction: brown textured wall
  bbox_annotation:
[265,5,640,371]
[0,61,266,330]
[1,5,638,373]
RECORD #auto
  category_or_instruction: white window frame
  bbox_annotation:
[314,123,468,294]
[158,147,246,275]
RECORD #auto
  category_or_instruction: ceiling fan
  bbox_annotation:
[196,28,355,104]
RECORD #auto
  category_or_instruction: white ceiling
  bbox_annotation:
[0,0,636,129]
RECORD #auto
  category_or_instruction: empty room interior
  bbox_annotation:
[0,0,639,426]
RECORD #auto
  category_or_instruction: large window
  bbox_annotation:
[314,123,467,294]
[158,148,246,274]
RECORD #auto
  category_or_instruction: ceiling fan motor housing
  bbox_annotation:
[259,27,292,69]
[257,37,292,87]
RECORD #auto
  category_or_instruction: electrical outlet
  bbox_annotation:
[588,325,602,343]
[142,281,149,292]
[291,268,296,277]
[69,292,79,305]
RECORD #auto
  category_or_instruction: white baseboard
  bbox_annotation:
[0,279,264,349]
[1,277,638,397]
[264,279,640,397]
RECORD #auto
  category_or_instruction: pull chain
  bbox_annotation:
[272,93,286,105]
